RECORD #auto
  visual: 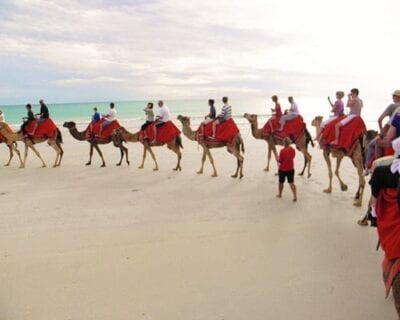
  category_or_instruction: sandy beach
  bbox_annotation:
[0,124,396,319]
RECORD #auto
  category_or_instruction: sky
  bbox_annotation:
[0,0,399,104]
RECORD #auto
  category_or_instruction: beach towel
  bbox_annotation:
[25,118,58,140]
[139,121,180,143]
[197,118,239,145]
[0,123,13,143]
[262,115,305,143]
[319,115,365,155]
[87,119,121,141]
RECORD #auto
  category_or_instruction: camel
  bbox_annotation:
[113,126,183,171]
[0,130,23,167]
[0,121,63,168]
[176,115,244,178]
[63,121,129,167]
[243,113,313,177]
[311,116,377,207]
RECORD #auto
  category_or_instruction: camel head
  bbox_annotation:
[311,116,323,127]
[177,115,190,126]
[243,113,257,123]
[0,121,7,131]
[63,121,76,129]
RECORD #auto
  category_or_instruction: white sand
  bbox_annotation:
[0,124,396,319]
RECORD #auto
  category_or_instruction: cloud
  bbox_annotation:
[0,0,400,104]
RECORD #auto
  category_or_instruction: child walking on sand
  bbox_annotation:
[277,138,297,201]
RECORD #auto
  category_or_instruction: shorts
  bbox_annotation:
[278,170,295,183]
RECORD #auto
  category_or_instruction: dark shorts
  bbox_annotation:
[279,170,295,183]
[156,121,166,128]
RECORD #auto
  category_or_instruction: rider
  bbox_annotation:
[278,96,300,131]
[21,104,35,134]
[209,96,232,139]
[99,102,117,135]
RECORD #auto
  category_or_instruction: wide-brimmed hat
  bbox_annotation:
[393,90,400,97]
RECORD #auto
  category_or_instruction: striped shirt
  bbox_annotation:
[219,104,232,120]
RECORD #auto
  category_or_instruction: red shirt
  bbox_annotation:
[278,146,295,171]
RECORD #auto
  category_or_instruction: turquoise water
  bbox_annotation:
[0,97,383,130]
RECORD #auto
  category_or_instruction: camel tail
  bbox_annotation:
[305,127,314,148]
[176,135,184,149]
[239,134,245,154]
[56,128,63,144]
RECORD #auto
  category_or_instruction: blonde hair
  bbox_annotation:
[336,91,345,99]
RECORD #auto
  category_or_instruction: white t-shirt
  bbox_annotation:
[158,105,171,122]
[289,102,299,115]
[106,108,117,121]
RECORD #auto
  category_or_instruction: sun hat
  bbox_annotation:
[393,90,400,97]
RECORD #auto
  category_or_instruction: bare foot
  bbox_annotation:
[276,194,282,198]
[293,198,297,202]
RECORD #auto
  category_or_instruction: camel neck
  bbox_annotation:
[68,127,87,141]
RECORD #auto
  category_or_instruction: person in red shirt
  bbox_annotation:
[277,138,297,201]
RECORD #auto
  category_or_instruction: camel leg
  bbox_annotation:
[197,148,207,174]
[48,140,61,168]
[265,143,272,171]
[170,143,182,171]
[334,156,348,192]
[139,146,147,169]
[392,272,400,319]
[11,143,23,168]
[353,155,365,207]
[57,142,64,166]
[28,144,47,168]
[147,146,159,171]
[205,148,218,177]
[4,145,13,166]
[323,150,333,193]
[230,146,244,179]
[116,146,124,166]
[93,144,105,167]
[299,146,312,178]
[86,144,94,166]
[124,144,130,166]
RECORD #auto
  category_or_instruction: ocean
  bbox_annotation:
[0,97,384,132]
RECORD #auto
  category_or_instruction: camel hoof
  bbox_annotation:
[307,174,311,178]
[41,165,46,168]
[298,172,304,176]
[231,174,238,178]
[239,174,244,179]
[357,219,368,226]
[116,163,121,166]
[153,168,159,171]
[138,166,144,169]
[197,171,203,175]
[264,168,269,172]
[4,164,10,167]
[341,184,348,192]
[19,165,25,169]
[127,161,130,166]
[323,188,332,194]
[101,164,106,168]
[353,201,362,207]
[85,162,91,166]
[211,174,217,177]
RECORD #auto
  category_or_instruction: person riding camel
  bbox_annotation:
[152,100,171,143]
[321,91,345,129]
[278,96,300,131]
[209,96,232,140]
[270,95,282,120]
[141,102,155,130]
[21,104,35,135]
[99,102,117,135]
[31,99,49,136]
[202,99,216,125]
[331,88,363,145]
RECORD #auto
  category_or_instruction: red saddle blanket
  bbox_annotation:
[320,116,366,154]
[86,119,121,141]
[139,121,180,143]
[197,118,239,145]
[262,115,305,142]
[0,123,13,143]
[25,118,58,139]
